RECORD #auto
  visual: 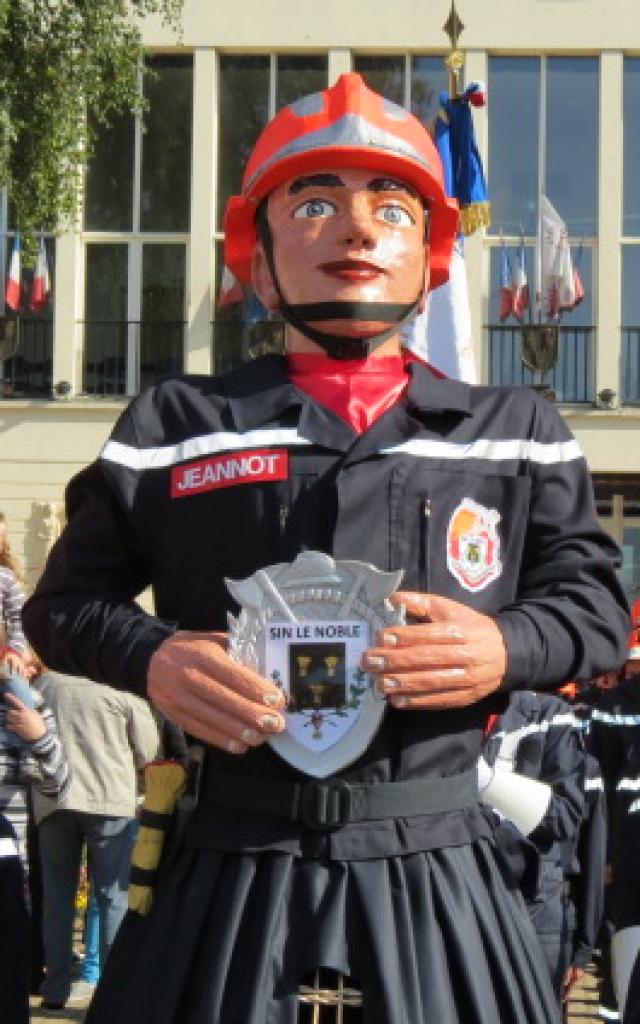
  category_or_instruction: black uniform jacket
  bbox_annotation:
[588,674,640,922]
[23,356,629,859]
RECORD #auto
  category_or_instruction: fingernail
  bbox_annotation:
[365,655,386,671]
[263,691,284,707]
[383,677,400,691]
[241,728,260,743]
[392,695,409,708]
[257,714,282,731]
[380,633,398,646]
[227,739,245,754]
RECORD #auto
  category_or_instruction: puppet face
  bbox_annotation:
[252,167,429,343]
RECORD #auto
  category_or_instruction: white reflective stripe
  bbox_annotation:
[591,710,640,727]
[101,429,313,471]
[0,836,19,858]
[378,437,583,465]
[585,776,604,791]
[617,777,640,792]
[494,712,581,761]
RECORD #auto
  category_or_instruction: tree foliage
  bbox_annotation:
[0,0,183,257]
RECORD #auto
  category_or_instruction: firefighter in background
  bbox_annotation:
[480,691,597,1005]
[588,612,640,1021]
[23,73,628,1024]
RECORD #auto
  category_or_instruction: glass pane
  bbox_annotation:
[624,58,640,236]
[83,244,128,395]
[217,56,270,231]
[621,246,640,403]
[140,244,185,388]
[410,56,448,127]
[140,56,193,232]
[488,58,540,236]
[545,57,599,238]
[623,245,640,326]
[353,56,405,106]
[84,110,135,231]
[212,240,282,373]
[276,55,328,110]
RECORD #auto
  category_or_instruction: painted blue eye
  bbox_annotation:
[293,199,337,219]
[376,204,414,227]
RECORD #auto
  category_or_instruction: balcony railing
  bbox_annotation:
[82,320,185,396]
[622,328,640,405]
[487,324,595,403]
[0,316,53,398]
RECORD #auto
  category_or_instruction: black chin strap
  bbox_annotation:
[257,205,422,360]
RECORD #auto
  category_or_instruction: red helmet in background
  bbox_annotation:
[629,624,640,661]
[224,73,459,292]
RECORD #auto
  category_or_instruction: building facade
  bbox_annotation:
[1,0,639,603]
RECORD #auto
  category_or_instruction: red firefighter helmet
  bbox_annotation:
[629,625,640,661]
[224,73,459,291]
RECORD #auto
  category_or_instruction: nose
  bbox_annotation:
[339,196,376,249]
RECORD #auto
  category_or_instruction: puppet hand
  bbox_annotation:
[361,591,507,710]
[147,631,286,754]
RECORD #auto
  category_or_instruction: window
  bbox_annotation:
[353,55,448,126]
[622,246,640,404]
[488,57,599,238]
[0,231,55,398]
[624,58,640,238]
[83,55,192,394]
[487,242,594,402]
[214,54,328,372]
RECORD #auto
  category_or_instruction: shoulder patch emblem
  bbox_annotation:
[446,499,502,592]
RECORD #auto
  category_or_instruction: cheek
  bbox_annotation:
[374,231,425,277]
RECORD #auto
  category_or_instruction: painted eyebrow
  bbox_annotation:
[367,178,419,199]
[288,174,344,194]
[288,174,420,201]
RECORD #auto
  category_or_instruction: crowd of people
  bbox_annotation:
[1,72,637,1024]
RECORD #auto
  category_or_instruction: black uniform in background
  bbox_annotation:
[483,692,589,998]
[588,675,640,1020]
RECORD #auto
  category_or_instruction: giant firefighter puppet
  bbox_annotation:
[24,73,628,1024]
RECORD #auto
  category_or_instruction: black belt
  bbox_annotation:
[202,768,479,832]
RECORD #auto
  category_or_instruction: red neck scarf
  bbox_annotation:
[287,352,412,434]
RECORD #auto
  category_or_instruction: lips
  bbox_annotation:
[319,259,386,280]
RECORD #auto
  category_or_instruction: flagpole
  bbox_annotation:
[443,1,464,100]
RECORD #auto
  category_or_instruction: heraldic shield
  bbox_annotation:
[226,551,405,777]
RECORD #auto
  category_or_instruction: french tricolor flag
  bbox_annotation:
[512,239,529,321]
[5,234,23,312]
[499,242,514,322]
[30,237,50,313]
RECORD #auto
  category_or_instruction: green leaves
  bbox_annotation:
[0,0,182,261]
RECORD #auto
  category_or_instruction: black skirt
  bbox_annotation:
[86,837,560,1024]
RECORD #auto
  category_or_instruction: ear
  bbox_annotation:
[417,250,431,314]
[251,243,281,312]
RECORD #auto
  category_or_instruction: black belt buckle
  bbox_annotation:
[298,778,353,831]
